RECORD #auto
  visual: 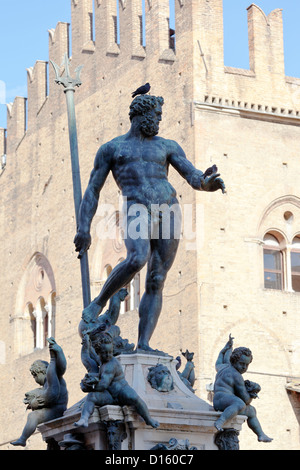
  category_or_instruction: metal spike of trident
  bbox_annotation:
[50,53,91,309]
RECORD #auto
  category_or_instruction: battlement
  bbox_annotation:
[2,0,300,154]
[247,4,284,77]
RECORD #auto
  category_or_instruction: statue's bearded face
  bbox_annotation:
[140,106,162,137]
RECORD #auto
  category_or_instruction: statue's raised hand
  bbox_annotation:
[74,230,92,259]
[201,172,226,194]
[47,337,62,355]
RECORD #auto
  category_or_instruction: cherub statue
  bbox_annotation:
[11,338,68,447]
[74,330,159,430]
[213,334,272,443]
[79,288,134,369]
[79,294,135,394]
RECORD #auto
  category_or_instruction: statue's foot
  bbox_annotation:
[136,344,153,352]
[74,418,89,428]
[258,433,273,443]
[148,418,160,429]
[136,344,168,356]
[10,438,26,447]
[214,420,224,432]
[81,301,102,323]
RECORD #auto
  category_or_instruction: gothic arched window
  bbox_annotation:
[263,231,300,293]
[14,253,56,356]
[263,233,283,290]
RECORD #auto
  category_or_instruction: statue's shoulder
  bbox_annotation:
[158,137,184,156]
[96,136,125,163]
[106,134,131,152]
[216,363,229,375]
[101,136,121,152]
[155,136,178,148]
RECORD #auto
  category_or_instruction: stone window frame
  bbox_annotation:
[263,231,300,293]
[263,232,284,290]
[13,253,56,357]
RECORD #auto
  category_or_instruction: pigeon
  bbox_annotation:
[131,82,151,98]
[203,164,218,178]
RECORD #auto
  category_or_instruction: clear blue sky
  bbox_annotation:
[0,0,300,130]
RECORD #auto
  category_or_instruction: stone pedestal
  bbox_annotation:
[39,353,246,450]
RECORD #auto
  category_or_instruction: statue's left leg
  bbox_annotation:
[119,386,159,429]
[137,233,179,351]
[243,405,273,442]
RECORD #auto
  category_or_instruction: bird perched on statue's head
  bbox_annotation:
[132,83,151,98]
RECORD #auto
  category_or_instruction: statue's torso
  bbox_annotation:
[110,135,177,207]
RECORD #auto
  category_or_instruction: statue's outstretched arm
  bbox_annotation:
[168,140,225,194]
[167,141,204,190]
[74,143,112,258]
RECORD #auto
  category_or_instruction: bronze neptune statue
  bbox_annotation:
[74,94,225,353]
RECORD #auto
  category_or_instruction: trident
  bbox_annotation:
[50,53,91,309]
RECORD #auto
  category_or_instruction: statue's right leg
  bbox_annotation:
[137,235,179,351]
[214,395,246,432]
[74,391,114,428]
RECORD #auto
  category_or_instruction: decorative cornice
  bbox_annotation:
[194,97,300,126]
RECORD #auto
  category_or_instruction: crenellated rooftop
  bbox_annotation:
[2,0,300,157]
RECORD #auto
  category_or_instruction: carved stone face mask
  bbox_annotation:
[148,364,174,392]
